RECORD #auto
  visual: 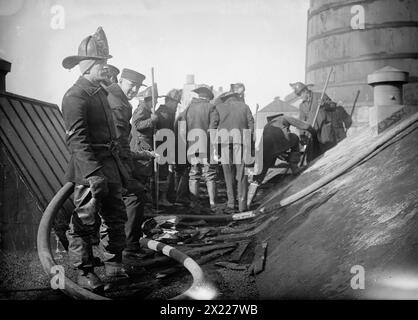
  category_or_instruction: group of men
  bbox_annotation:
[60,27,351,292]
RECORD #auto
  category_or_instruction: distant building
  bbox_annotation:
[178,74,197,116]
[257,96,299,131]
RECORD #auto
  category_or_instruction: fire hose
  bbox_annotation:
[37,112,418,299]
[37,182,215,300]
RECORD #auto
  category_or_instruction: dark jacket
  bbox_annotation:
[185,97,219,132]
[106,83,133,160]
[130,101,156,152]
[263,114,311,155]
[299,91,337,145]
[156,104,176,132]
[216,96,254,144]
[155,104,176,165]
[184,97,219,155]
[330,105,352,142]
[61,76,127,185]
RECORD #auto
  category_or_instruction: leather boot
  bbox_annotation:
[105,261,129,279]
[158,181,173,207]
[188,180,201,214]
[104,252,129,279]
[77,268,104,293]
[247,182,259,208]
[206,181,217,208]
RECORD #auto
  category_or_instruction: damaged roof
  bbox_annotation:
[254,108,418,299]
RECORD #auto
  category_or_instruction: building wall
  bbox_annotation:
[306,0,418,134]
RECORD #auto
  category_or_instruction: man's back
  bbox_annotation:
[217,96,253,131]
[186,97,218,132]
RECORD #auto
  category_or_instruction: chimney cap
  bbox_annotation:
[368,66,408,85]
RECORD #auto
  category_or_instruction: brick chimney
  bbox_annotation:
[0,58,11,92]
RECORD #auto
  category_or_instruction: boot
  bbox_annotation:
[105,261,129,279]
[247,182,259,208]
[77,268,104,293]
[158,181,173,207]
[206,181,217,208]
[175,173,191,206]
[188,180,201,214]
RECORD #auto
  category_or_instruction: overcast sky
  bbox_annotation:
[0,0,309,112]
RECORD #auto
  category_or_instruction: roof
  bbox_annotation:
[254,108,418,299]
[259,98,299,113]
[0,91,73,217]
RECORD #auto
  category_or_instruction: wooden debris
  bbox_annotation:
[214,261,250,271]
[184,242,238,258]
[206,216,278,242]
[249,242,268,275]
[229,240,251,263]
[196,247,237,265]
[185,241,215,247]
[183,230,200,244]
[177,219,207,227]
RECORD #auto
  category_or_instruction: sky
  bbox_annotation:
[0,0,309,112]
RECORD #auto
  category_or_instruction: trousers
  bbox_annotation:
[67,183,127,269]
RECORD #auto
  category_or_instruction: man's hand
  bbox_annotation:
[300,133,310,146]
[150,113,158,123]
[307,125,316,137]
[126,178,146,195]
[146,150,159,159]
[87,175,109,198]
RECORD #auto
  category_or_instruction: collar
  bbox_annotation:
[191,97,210,103]
[225,96,239,103]
[159,104,176,114]
[75,76,106,97]
[302,91,312,103]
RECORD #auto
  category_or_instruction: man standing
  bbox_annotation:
[230,83,246,102]
[61,27,128,292]
[216,91,254,213]
[185,85,219,211]
[155,89,183,206]
[104,64,120,84]
[247,114,315,207]
[130,84,159,198]
[105,68,152,260]
[290,82,338,162]
[331,101,352,143]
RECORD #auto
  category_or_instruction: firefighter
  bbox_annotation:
[290,82,338,162]
[61,27,129,292]
[247,114,315,207]
[154,89,183,206]
[173,108,192,206]
[230,82,246,102]
[104,64,120,84]
[105,68,156,260]
[216,90,254,213]
[331,101,352,142]
[185,85,219,211]
[130,84,159,199]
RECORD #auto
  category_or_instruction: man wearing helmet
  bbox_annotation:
[290,82,338,162]
[103,64,120,85]
[61,27,129,292]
